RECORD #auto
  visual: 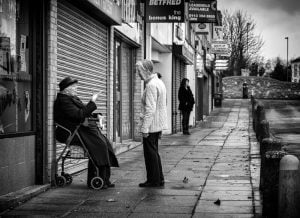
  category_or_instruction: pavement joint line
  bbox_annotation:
[60,199,88,218]
[191,106,239,217]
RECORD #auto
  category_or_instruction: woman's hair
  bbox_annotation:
[180,78,189,88]
[136,59,154,73]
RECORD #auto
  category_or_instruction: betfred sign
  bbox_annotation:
[145,0,185,23]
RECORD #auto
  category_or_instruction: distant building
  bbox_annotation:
[291,57,300,82]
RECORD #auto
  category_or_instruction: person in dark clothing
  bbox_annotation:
[54,77,119,189]
[178,78,195,135]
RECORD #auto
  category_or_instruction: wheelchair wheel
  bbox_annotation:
[90,177,104,190]
[62,173,72,185]
[56,175,66,187]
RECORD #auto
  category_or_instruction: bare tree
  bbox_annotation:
[222,10,264,76]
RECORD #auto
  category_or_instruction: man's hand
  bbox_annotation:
[142,133,149,138]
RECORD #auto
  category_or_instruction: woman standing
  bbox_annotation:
[178,78,195,135]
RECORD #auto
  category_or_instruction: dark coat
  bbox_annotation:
[54,93,118,168]
[178,86,195,112]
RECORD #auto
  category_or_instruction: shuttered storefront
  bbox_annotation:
[56,1,109,173]
[172,57,186,133]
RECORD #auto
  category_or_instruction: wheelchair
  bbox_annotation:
[54,114,105,190]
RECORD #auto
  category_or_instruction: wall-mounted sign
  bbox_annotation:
[88,0,122,24]
[188,0,217,23]
[213,26,223,40]
[211,40,230,55]
[176,25,184,40]
[173,42,194,65]
[121,0,136,23]
[193,23,209,34]
[145,0,185,23]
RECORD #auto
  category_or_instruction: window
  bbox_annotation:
[0,0,32,134]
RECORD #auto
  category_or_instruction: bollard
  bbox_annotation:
[262,150,286,218]
[278,155,300,218]
[252,99,257,130]
[255,103,266,140]
[258,120,270,144]
[260,138,282,189]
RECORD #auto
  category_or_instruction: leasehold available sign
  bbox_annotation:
[188,0,217,23]
[145,0,185,23]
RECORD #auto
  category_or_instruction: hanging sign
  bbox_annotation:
[145,0,185,23]
[188,0,217,23]
[193,23,209,34]
[213,26,223,40]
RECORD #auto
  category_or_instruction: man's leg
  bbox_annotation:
[156,132,164,185]
[141,133,161,185]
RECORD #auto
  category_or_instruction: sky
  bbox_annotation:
[218,0,300,62]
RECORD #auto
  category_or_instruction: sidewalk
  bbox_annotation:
[1,99,262,218]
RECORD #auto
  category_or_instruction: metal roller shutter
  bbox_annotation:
[56,1,109,174]
[172,58,180,133]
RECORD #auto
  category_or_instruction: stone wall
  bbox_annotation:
[222,76,300,99]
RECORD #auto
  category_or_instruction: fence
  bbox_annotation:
[251,96,300,218]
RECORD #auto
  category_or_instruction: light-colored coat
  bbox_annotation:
[140,74,168,133]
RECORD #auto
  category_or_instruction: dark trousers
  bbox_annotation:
[182,110,191,133]
[87,160,111,186]
[143,132,164,184]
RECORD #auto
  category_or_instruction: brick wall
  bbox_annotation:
[133,44,143,141]
[47,0,57,182]
[108,26,114,142]
[223,76,300,99]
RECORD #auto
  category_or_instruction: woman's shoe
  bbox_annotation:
[107,181,115,188]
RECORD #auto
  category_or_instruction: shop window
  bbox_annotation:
[0,0,32,135]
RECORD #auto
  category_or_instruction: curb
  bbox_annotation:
[0,184,50,214]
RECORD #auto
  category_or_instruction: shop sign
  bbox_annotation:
[88,0,122,23]
[213,26,223,40]
[145,0,185,23]
[182,41,194,64]
[176,25,184,40]
[193,23,209,34]
[211,40,229,55]
[188,0,217,23]
[121,0,136,23]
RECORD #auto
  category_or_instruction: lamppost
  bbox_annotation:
[285,36,289,81]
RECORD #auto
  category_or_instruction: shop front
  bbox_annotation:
[0,0,47,195]
[49,0,121,175]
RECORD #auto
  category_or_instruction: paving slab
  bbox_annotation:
[0,99,262,217]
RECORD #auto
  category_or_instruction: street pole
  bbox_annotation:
[144,2,147,59]
[285,37,289,81]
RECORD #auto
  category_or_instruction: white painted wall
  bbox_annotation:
[151,23,173,45]
[153,53,172,135]
[187,64,195,127]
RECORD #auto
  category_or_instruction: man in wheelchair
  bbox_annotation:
[54,76,119,189]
